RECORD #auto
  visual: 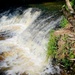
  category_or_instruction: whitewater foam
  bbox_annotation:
[0,8,62,75]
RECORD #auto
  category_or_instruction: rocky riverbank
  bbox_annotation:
[50,23,75,75]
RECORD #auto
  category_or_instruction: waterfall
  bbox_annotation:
[0,7,62,75]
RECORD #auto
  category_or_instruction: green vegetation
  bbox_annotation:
[59,34,75,74]
[61,58,72,70]
[62,0,75,12]
[47,31,75,74]
[71,0,75,7]
[60,16,68,28]
[47,30,59,58]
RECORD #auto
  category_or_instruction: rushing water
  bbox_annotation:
[0,7,62,75]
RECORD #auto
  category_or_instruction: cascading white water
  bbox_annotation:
[0,7,62,75]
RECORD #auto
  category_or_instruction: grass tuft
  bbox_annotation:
[60,16,68,28]
[47,30,58,58]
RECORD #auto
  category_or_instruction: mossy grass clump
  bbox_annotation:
[47,30,59,59]
[60,16,68,28]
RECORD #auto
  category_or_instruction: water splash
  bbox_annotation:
[0,8,62,75]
